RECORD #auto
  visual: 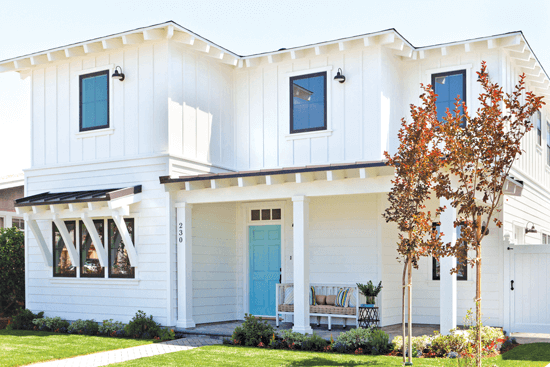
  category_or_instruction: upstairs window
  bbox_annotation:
[432,70,466,127]
[534,110,542,146]
[80,70,109,132]
[290,72,327,133]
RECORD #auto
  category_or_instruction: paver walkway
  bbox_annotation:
[27,335,222,367]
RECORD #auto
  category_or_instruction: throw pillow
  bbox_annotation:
[336,288,349,307]
[284,287,294,305]
[348,288,358,308]
[315,295,326,305]
[310,286,317,305]
[326,295,337,305]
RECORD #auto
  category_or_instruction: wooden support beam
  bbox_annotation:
[166,25,174,39]
[47,51,66,62]
[327,170,346,181]
[193,40,210,53]
[221,54,239,66]
[464,43,471,53]
[68,203,86,212]
[378,33,395,45]
[387,40,404,51]
[363,36,372,47]
[30,55,49,66]
[290,50,304,59]
[238,177,258,187]
[14,59,31,69]
[526,73,545,83]
[523,66,542,77]
[122,33,144,45]
[507,42,526,53]
[315,45,328,55]
[359,167,379,179]
[65,47,85,58]
[185,181,205,191]
[516,58,537,69]
[81,213,108,267]
[26,216,53,267]
[419,50,426,59]
[0,62,15,73]
[237,59,244,68]
[296,172,314,184]
[487,39,499,49]
[245,58,260,68]
[53,215,79,267]
[211,178,231,189]
[108,194,142,210]
[268,54,283,63]
[112,211,139,266]
[172,31,195,45]
[50,204,69,213]
[501,34,521,48]
[441,47,447,56]
[19,70,31,80]
[143,29,165,41]
[338,41,349,52]
[266,175,286,185]
[32,205,48,214]
[531,79,550,89]
[397,46,413,58]
[509,50,531,61]
[15,206,32,215]
[88,202,106,211]
[83,42,103,54]
[102,38,124,50]
[208,48,224,60]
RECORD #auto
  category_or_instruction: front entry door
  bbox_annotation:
[249,225,281,316]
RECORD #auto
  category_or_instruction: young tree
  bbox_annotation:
[434,61,545,366]
[383,85,447,364]
[0,227,25,316]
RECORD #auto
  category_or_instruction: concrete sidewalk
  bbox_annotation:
[27,335,222,367]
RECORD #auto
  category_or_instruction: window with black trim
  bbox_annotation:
[53,221,77,277]
[432,222,467,281]
[80,220,105,278]
[534,110,542,146]
[290,72,327,133]
[251,208,281,221]
[80,70,109,132]
[432,70,466,128]
[108,218,135,278]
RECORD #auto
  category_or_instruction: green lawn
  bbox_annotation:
[110,344,550,367]
[0,329,152,367]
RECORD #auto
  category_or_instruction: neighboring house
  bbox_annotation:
[0,173,24,230]
[0,21,548,335]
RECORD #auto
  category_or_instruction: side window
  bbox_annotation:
[290,72,327,133]
[432,223,467,281]
[80,70,109,132]
[53,221,77,278]
[108,218,135,278]
[535,110,542,146]
[12,217,25,230]
[432,70,466,127]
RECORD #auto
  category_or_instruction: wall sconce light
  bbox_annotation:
[334,68,346,83]
[112,66,125,82]
[525,221,537,234]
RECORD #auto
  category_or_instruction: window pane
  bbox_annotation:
[0,217,3,228]
[108,219,135,278]
[80,71,108,130]
[80,220,105,278]
[53,221,76,277]
[433,71,465,125]
[272,209,281,220]
[261,209,271,220]
[13,218,24,230]
[291,73,326,133]
[251,210,260,221]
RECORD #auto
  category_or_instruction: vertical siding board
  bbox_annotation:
[44,66,57,165]
[138,44,154,155]
[210,64,222,165]
[183,52,197,159]
[169,45,184,157]
[57,63,70,164]
[249,68,264,169]
[220,65,234,168]
[110,50,125,158]
[81,58,96,161]
[32,69,45,166]
[69,60,83,162]
[196,56,210,162]
[278,64,293,168]
[154,42,169,154]
[235,71,249,169]
[124,47,139,156]
[327,53,345,163]
[343,50,362,161]
[363,48,380,161]
[95,54,111,160]
[263,67,278,168]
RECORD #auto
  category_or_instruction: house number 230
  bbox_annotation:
[178,222,184,243]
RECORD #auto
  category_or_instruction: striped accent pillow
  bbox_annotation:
[310,286,317,305]
[284,287,294,305]
[348,288,358,308]
[336,288,349,307]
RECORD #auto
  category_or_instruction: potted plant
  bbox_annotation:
[357,281,382,307]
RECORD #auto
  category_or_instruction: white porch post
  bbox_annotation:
[176,202,195,329]
[439,197,457,335]
[292,196,313,334]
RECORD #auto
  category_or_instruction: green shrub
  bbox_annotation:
[0,227,25,316]
[335,327,372,350]
[280,329,308,345]
[67,319,99,335]
[307,332,329,351]
[33,316,70,332]
[124,310,161,339]
[8,308,43,330]
[231,314,274,347]
[367,328,390,355]
[99,319,126,337]
[157,327,176,341]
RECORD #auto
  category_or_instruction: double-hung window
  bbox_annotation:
[432,70,466,127]
[432,223,468,281]
[290,72,327,133]
[80,70,109,132]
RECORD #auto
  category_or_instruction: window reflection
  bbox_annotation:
[108,218,135,278]
[290,72,327,133]
[80,220,105,278]
[53,221,76,277]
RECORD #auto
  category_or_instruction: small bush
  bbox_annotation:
[33,316,70,332]
[67,319,99,335]
[308,332,329,351]
[280,329,308,345]
[367,328,390,355]
[231,314,274,347]
[8,309,43,330]
[157,327,176,341]
[99,319,126,337]
[335,327,372,350]
[124,310,161,339]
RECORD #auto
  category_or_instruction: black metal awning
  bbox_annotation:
[14,185,142,207]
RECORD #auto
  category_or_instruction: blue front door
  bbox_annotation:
[249,225,281,316]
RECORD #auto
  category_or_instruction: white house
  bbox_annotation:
[1,21,548,335]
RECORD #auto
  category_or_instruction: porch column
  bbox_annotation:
[292,196,313,334]
[439,197,457,335]
[176,202,195,329]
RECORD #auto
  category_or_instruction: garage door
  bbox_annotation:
[510,245,550,333]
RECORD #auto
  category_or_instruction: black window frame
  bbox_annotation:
[431,70,467,128]
[79,70,110,132]
[535,110,542,146]
[107,218,135,279]
[79,219,105,278]
[431,221,467,281]
[52,220,77,278]
[289,71,327,134]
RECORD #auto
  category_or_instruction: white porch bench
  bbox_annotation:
[275,283,360,330]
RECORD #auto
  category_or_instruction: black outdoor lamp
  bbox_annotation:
[525,221,537,234]
[112,66,125,82]
[334,68,346,83]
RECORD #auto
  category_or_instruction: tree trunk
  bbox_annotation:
[402,258,408,363]
[476,217,482,367]
[407,259,413,364]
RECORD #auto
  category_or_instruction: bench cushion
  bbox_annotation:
[278,304,356,316]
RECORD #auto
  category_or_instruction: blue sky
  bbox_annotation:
[0,0,548,175]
